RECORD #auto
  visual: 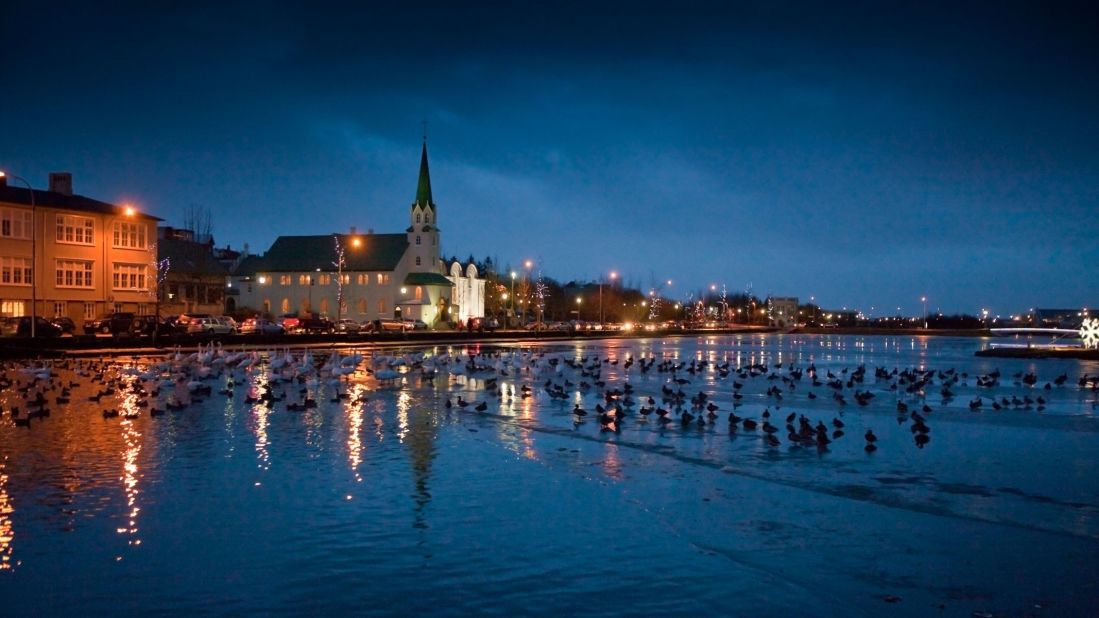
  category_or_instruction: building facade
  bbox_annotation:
[767,296,799,328]
[230,142,484,327]
[0,172,160,324]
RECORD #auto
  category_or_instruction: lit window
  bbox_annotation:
[55,215,95,245]
[56,259,94,288]
[0,208,33,239]
[84,302,96,319]
[112,263,147,290]
[1,300,26,317]
[112,221,147,249]
[281,298,290,313]
[279,275,291,286]
[53,302,65,317]
[0,257,32,285]
[356,298,366,314]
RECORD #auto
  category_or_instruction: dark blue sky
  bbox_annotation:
[3,1,1096,315]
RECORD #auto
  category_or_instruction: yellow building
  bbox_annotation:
[0,172,160,326]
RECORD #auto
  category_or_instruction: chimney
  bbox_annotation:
[49,172,73,196]
[350,226,357,235]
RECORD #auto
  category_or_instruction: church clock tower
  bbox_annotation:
[408,139,440,272]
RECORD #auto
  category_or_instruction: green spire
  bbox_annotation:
[414,141,434,208]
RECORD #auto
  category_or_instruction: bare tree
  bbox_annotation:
[183,204,214,243]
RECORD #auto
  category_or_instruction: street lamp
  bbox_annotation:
[575,296,582,322]
[0,172,36,337]
[921,296,928,329]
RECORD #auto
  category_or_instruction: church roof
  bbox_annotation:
[413,141,434,209]
[232,233,409,274]
[404,272,454,287]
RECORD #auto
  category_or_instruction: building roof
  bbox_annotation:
[233,233,410,275]
[404,272,454,287]
[0,185,162,220]
[158,238,230,277]
[413,142,435,209]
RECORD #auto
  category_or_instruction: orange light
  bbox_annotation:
[124,206,136,217]
[351,237,362,248]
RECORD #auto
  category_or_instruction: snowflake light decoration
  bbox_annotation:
[1081,318,1099,350]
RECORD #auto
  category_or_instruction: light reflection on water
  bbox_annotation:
[0,335,1096,615]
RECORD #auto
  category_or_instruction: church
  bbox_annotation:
[230,142,485,327]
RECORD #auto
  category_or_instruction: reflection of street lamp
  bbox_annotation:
[0,172,36,337]
[510,271,516,325]
[600,271,617,326]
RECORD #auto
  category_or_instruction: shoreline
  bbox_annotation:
[0,325,1003,360]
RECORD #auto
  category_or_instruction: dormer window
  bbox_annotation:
[425,213,431,224]
[415,213,422,224]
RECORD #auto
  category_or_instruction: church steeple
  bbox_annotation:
[414,140,434,209]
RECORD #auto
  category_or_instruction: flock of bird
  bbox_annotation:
[2,342,1097,456]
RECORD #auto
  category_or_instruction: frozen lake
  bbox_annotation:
[1,334,1097,615]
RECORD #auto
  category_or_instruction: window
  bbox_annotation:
[113,303,123,313]
[377,299,386,314]
[299,274,310,285]
[55,215,95,245]
[356,298,366,314]
[356,274,368,285]
[112,263,147,290]
[56,260,93,288]
[84,303,96,320]
[376,273,390,285]
[416,235,421,245]
[281,298,290,313]
[318,274,331,285]
[425,213,431,224]
[279,275,291,286]
[415,286,423,300]
[53,302,65,317]
[340,274,350,285]
[1,300,26,317]
[415,213,421,223]
[0,257,32,285]
[0,208,33,239]
[415,256,421,266]
[319,298,329,315]
[138,304,147,315]
[112,221,147,249]
[262,299,271,313]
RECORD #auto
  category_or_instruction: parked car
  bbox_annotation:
[468,317,499,332]
[402,319,428,331]
[335,318,364,333]
[365,318,410,333]
[178,314,235,336]
[1,316,63,337]
[219,316,240,333]
[240,318,285,335]
[280,313,333,334]
[51,316,77,335]
[84,312,135,335]
[129,315,178,337]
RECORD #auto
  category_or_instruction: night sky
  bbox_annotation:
[3,1,1096,315]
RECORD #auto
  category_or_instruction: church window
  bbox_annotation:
[416,213,421,223]
[416,256,421,266]
[416,235,421,245]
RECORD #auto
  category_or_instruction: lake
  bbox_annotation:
[1,334,1097,616]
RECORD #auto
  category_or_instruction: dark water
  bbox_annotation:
[1,334,1097,615]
